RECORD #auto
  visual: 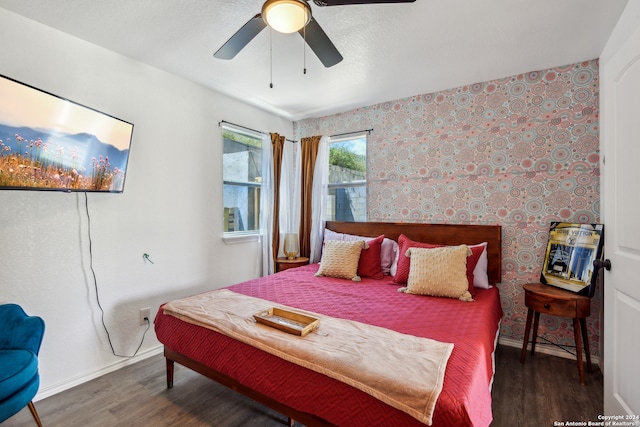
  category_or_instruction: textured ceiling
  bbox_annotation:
[0,0,629,121]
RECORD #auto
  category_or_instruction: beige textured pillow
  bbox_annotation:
[400,245,474,301]
[315,240,367,282]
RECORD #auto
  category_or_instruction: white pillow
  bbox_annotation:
[471,242,490,289]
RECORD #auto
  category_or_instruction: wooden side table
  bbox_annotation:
[520,282,593,385]
[275,257,309,273]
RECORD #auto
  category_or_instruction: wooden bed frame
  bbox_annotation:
[163,221,502,426]
[325,221,502,285]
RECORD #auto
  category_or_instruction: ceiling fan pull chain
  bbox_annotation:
[303,24,307,75]
[269,27,274,88]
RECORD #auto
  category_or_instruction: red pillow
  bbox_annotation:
[464,245,483,296]
[357,235,385,280]
[393,234,483,294]
[393,235,439,284]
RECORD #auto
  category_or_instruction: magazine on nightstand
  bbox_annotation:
[540,222,604,297]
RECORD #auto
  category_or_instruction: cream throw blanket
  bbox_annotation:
[163,289,453,425]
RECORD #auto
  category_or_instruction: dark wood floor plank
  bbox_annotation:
[492,345,603,427]
[3,344,602,427]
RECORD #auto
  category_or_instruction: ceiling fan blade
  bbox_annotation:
[214,14,267,60]
[299,18,343,68]
[314,0,415,5]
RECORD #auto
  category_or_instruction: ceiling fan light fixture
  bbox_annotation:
[262,0,311,34]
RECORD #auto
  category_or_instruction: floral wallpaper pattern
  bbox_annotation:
[294,60,601,356]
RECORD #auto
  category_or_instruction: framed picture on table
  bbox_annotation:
[540,222,604,297]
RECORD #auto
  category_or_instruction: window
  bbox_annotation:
[326,135,367,222]
[222,125,262,235]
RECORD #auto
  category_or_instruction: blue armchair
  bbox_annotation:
[0,304,45,426]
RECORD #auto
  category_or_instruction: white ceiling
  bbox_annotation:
[0,0,629,121]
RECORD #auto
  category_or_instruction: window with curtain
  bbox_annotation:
[327,135,367,222]
[222,124,262,235]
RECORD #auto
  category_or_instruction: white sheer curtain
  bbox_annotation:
[259,133,274,276]
[309,135,330,263]
[279,139,301,257]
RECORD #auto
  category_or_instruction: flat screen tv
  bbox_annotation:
[0,74,134,193]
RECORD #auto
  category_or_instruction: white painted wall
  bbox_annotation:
[0,8,292,398]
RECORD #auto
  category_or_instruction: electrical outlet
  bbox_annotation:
[139,307,151,325]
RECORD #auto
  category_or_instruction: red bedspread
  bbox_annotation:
[155,264,503,426]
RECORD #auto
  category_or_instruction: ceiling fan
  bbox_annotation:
[213,0,416,68]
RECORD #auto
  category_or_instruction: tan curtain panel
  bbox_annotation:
[270,133,285,267]
[299,135,322,258]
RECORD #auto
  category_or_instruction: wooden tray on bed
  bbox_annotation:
[254,308,319,336]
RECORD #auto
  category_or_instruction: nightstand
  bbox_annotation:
[275,257,309,273]
[520,282,592,385]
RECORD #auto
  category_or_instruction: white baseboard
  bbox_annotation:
[35,345,164,401]
[499,336,601,367]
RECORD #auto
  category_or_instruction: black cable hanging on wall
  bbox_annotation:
[83,193,149,358]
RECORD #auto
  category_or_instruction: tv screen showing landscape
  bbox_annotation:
[0,74,134,193]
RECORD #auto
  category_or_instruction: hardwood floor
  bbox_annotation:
[4,344,602,427]
[491,345,603,426]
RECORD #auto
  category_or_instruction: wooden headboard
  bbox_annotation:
[326,221,503,285]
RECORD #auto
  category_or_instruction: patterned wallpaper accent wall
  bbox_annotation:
[294,59,601,356]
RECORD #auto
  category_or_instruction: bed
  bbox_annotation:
[154,221,503,426]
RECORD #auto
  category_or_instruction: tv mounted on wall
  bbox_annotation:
[0,74,134,193]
